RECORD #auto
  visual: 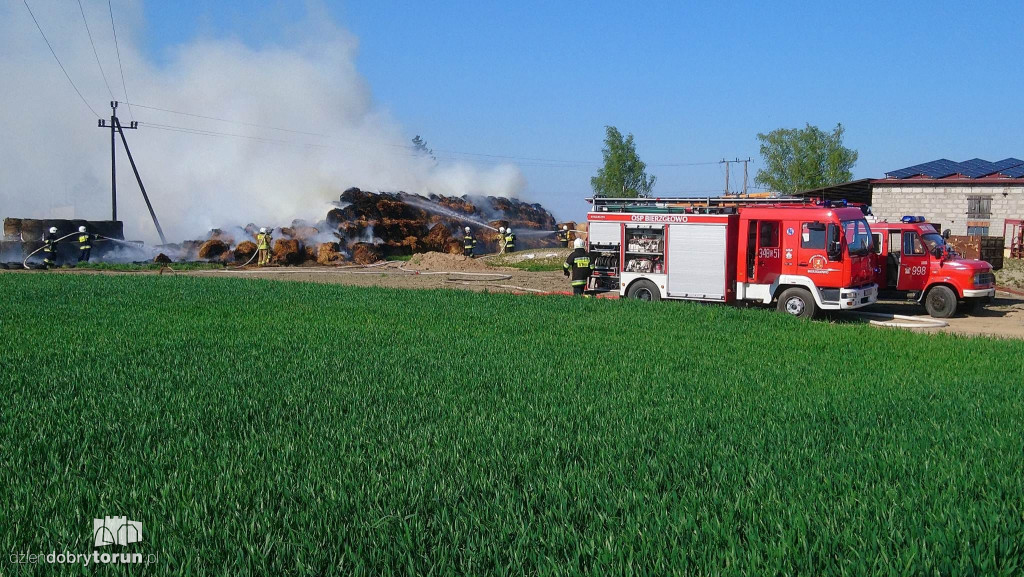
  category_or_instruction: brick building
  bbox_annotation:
[870,158,1024,242]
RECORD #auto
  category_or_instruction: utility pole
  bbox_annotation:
[98,101,135,221]
[98,100,167,244]
[720,157,753,195]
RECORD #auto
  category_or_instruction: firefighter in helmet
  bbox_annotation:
[42,226,59,269]
[497,226,507,254]
[504,227,516,253]
[557,225,569,247]
[77,226,93,263]
[256,227,272,266]
[463,227,477,258]
[563,238,592,296]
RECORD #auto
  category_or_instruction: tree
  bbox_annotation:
[591,126,656,198]
[754,123,858,193]
[411,135,435,161]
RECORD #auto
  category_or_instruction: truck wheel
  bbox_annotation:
[626,279,661,302]
[924,285,957,318]
[777,287,817,319]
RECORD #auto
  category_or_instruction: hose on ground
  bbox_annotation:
[847,311,949,329]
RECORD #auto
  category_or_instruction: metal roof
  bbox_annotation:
[885,157,1024,179]
[792,179,873,204]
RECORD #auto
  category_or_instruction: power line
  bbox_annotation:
[107,0,133,121]
[128,103,332,138]
[22,0,99,118]
[77,0,115,101]
[125,101,728,168]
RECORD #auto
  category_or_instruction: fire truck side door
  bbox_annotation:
[753,220,781,284]
[796,222,844,287]
[897,231,929,291]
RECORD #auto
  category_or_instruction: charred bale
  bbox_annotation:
[272,239,303,265]
[351,242,383,265]
[316,242,345,264]
[422,223,453,251]
[198,239,229,260]
[234,241,257,262]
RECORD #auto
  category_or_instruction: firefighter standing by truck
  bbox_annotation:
[563,238,592,296]
[77,226,93,263]
[463,227,477,257]
[256,227,272,266]
[42,227,58,269]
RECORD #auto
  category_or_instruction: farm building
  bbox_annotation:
[871,158,1024,242]
[798,158,1024,257]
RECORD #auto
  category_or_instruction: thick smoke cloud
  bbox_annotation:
[0,2,526,243]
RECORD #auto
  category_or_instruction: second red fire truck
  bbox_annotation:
[586,197,878,317]
[868,217,996,317]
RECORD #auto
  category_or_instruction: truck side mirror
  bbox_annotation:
[827,241,842,261]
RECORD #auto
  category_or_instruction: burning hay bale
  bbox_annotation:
[443,239,464,255]
[422,223,452,251]
[234,241,257,262]
[316,242,345,264]
[198,239,230,260]
[351,243,383,265]
[272,239,303,265]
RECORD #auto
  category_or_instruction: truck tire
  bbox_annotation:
[924,285,957,318]
[777,287,817,319]
[626,279,661,302]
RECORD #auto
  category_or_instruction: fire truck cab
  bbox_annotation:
[587,198,878,317]
[869,217,996,318]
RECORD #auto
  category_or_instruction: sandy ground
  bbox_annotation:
[186,253,576,294]
[5,251,1024,339]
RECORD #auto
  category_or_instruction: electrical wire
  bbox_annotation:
[22,0,100,118]
[107,0,133,120]
[77,0,115,101]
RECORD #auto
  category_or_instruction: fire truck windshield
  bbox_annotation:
[921,233,946,254]
[842,219,873,256]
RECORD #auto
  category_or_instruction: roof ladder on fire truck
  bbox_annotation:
[587,195,813,214]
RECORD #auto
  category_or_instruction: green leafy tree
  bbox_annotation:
[412,135,435,161]
[754,123,858,193]
[591,126,656,198]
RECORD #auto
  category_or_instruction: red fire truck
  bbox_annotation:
[586,197,878,317]
[869,217,996,318]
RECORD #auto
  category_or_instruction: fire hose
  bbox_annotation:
[21,232,87,269]
[847,311,949,329]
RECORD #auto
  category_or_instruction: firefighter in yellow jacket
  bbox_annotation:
[77,226,93,263]
[563,238,592,296]
[256,227,272,266]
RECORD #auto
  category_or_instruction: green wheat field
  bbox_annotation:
[1,273,1023,575]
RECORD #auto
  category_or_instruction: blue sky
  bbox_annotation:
[22,1,1024,223]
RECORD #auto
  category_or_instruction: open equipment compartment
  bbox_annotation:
[623,225,665,274]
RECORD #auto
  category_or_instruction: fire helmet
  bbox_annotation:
[259,227,267,233]
[465,226,471,232]
[78,226,87,233]
[506,228,512,234]
[48,227,58,234]
[562,225,568,231]
[574,238,585,249]
[499,227,506,233]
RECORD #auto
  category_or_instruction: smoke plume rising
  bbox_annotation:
[0,2,526,243]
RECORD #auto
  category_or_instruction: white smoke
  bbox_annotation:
[0,1,526,243]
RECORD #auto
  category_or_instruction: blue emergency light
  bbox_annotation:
[901,215,926,223]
